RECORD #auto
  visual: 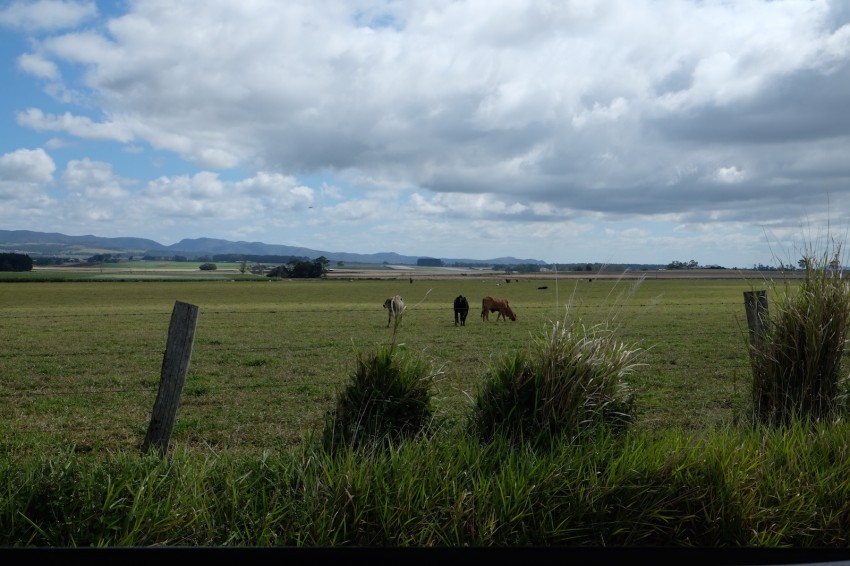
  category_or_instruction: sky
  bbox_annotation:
[2,1,850,269]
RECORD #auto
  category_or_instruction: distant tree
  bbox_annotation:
[32,256,72,266]
[513,264,541,273]
[290,258,324,278]
[267,265,289,278]
[337,261,344,267]
[199,263,217,271]
[830,255,841,271]
[667,260,700,270]
[0,253,33,272]
[172,255,188,262]
[417,257,443,267]
[239,260,247,274]
[87,253,112,264]
[267,257,327,279]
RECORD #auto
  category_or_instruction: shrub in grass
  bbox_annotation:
[321,345,439,451]
[469,319,641,448]
[750,245,850,426]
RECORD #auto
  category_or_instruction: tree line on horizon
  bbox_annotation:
[3,250,825,274]
[0,253,33,272]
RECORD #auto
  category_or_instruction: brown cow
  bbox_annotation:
[481,296,516,322]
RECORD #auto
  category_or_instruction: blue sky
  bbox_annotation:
[2,0,850,268]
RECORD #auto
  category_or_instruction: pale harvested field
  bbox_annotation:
[33,262,802,282]
[325,266,802,282]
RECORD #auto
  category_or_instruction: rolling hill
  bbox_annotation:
[0,229,546,266]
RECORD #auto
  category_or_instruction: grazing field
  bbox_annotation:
[0,273,780,458]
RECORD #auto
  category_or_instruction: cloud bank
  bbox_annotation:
[2,0,850,267]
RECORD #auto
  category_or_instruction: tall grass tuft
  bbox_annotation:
[320,344,440,451]
[469,318,642,448]
[750,241,850,426]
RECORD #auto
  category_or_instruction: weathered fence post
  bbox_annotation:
[142,301,199,456]
[743,290,768,346]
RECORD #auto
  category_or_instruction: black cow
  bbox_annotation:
[453,295,470,326]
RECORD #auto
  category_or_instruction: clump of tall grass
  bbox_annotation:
[320,344,440,452]
[469,274,645,448]
[750,242,850,426]
[469,317,642,448]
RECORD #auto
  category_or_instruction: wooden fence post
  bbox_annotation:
[141,300,199,456]
[743,290,768,345]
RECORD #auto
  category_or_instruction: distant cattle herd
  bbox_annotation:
[382,293,517,326]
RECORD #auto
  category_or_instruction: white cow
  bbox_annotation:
[383,295,406,327]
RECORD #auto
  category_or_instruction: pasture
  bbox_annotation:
[0,274,772,457]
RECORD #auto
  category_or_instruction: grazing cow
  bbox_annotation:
[481,296,517,322]
[453,295,470,326]
[383,295,406,327]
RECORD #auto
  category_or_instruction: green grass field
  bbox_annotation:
[7,272,850,548]
[0,274,778,457]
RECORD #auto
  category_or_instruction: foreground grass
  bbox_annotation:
[2,420,849,547]
[3,275,850,548]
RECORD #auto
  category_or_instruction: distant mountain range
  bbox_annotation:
[0,229,546,266]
